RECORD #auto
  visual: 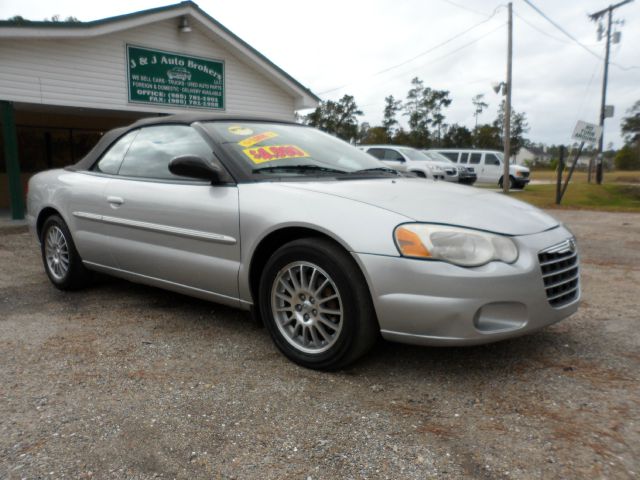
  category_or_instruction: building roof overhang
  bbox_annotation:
[0,1,320,109]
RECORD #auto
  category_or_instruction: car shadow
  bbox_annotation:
[352,327,575,380]
[88,275,575,379]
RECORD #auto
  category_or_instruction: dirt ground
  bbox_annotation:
[0,210,638,479]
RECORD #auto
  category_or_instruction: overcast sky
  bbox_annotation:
[1,0,638,148]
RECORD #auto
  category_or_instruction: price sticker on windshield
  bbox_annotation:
[239,131,278,148]
[243,145,310,164]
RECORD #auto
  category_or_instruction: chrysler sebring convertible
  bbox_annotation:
[27,114,580,369]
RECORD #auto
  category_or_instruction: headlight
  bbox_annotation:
[394,224,518,267]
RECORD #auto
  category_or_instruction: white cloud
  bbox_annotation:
[1,0,638,147]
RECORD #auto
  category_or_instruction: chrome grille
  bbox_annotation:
[538,239,579,307]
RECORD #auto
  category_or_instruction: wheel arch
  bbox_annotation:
[498,174,516,186]
[248,226,346,304]
[36,206,63,240]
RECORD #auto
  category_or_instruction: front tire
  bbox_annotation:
[498,176,515,189]
[259,238,378,370]
[41,215,91,290]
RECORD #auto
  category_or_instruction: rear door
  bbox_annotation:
[102,124,241,302]
[467,152,482,175]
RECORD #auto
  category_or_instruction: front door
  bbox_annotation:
[99,124,241,302]
[480,152,503,183]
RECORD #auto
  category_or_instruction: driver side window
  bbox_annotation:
[383,149,404,162]
[118,125,215,180]
[485,153,501,166]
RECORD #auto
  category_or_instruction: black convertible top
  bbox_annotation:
[69,113,298,171]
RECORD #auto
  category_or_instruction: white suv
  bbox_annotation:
[421,150,477,185]
[359,145,444,180]
[430,149,530,189]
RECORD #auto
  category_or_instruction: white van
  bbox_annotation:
[429,149,530,189]
[358,145,444,180]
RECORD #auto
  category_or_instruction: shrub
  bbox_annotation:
[614,144,640,170]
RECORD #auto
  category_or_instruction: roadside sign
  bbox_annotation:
[572,121,602,145]
[604,105,614,118]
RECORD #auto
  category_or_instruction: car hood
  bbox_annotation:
[282,178,558,236]
[511,164,530,172]
[428,161,456,169]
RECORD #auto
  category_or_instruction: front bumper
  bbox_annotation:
[353,225,579,346]
[457,171,477,184]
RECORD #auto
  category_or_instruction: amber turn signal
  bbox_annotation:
[395,226,431,258]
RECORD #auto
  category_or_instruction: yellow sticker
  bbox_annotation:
[228,125,254,135]
[239,131,279,148]
[243,145,310,164]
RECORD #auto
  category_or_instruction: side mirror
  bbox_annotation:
[169,155,222,183]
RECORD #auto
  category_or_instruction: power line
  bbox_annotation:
[324,23,505,104]
[513,10,572,44]
[438,0,492,17]
[521,0,602,59]
[317,8,504,95]
[383,24,506,83]
[521,0,639,70]
[358,76,497,112]
[575,46,606,123]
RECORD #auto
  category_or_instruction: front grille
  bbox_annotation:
[521,171,530,178]
[538,239,579,307]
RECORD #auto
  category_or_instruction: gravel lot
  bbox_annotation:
[1,210,638,479]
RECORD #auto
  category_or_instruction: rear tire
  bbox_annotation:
[40,215,91,290]
[259,238,378,370]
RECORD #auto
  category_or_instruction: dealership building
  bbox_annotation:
[0,1,319,218]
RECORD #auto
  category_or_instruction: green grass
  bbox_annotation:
[504,183,640,212]
[529,169,640,184]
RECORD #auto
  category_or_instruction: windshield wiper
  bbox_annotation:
[252,165,348,174]
[350,167,401,175]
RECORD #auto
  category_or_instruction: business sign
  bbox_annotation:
[126,45,224,110]
[571,120,602,145]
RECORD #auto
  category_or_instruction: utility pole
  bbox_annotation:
[502,2,513,194]
[589,0,634,184]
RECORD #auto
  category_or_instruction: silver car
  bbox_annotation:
[358,145,445,180]
[27,115,580,370]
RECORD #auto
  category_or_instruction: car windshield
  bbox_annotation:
[424,151,455,164]
[397,147,431,161]
[202,122,394,178]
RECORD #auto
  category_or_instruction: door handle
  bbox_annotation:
[107,196,124,206]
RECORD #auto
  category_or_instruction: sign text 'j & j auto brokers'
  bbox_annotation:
[127,45,224,110]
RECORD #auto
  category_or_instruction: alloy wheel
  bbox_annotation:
[44,225,70,281]
[270,261,344,354]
